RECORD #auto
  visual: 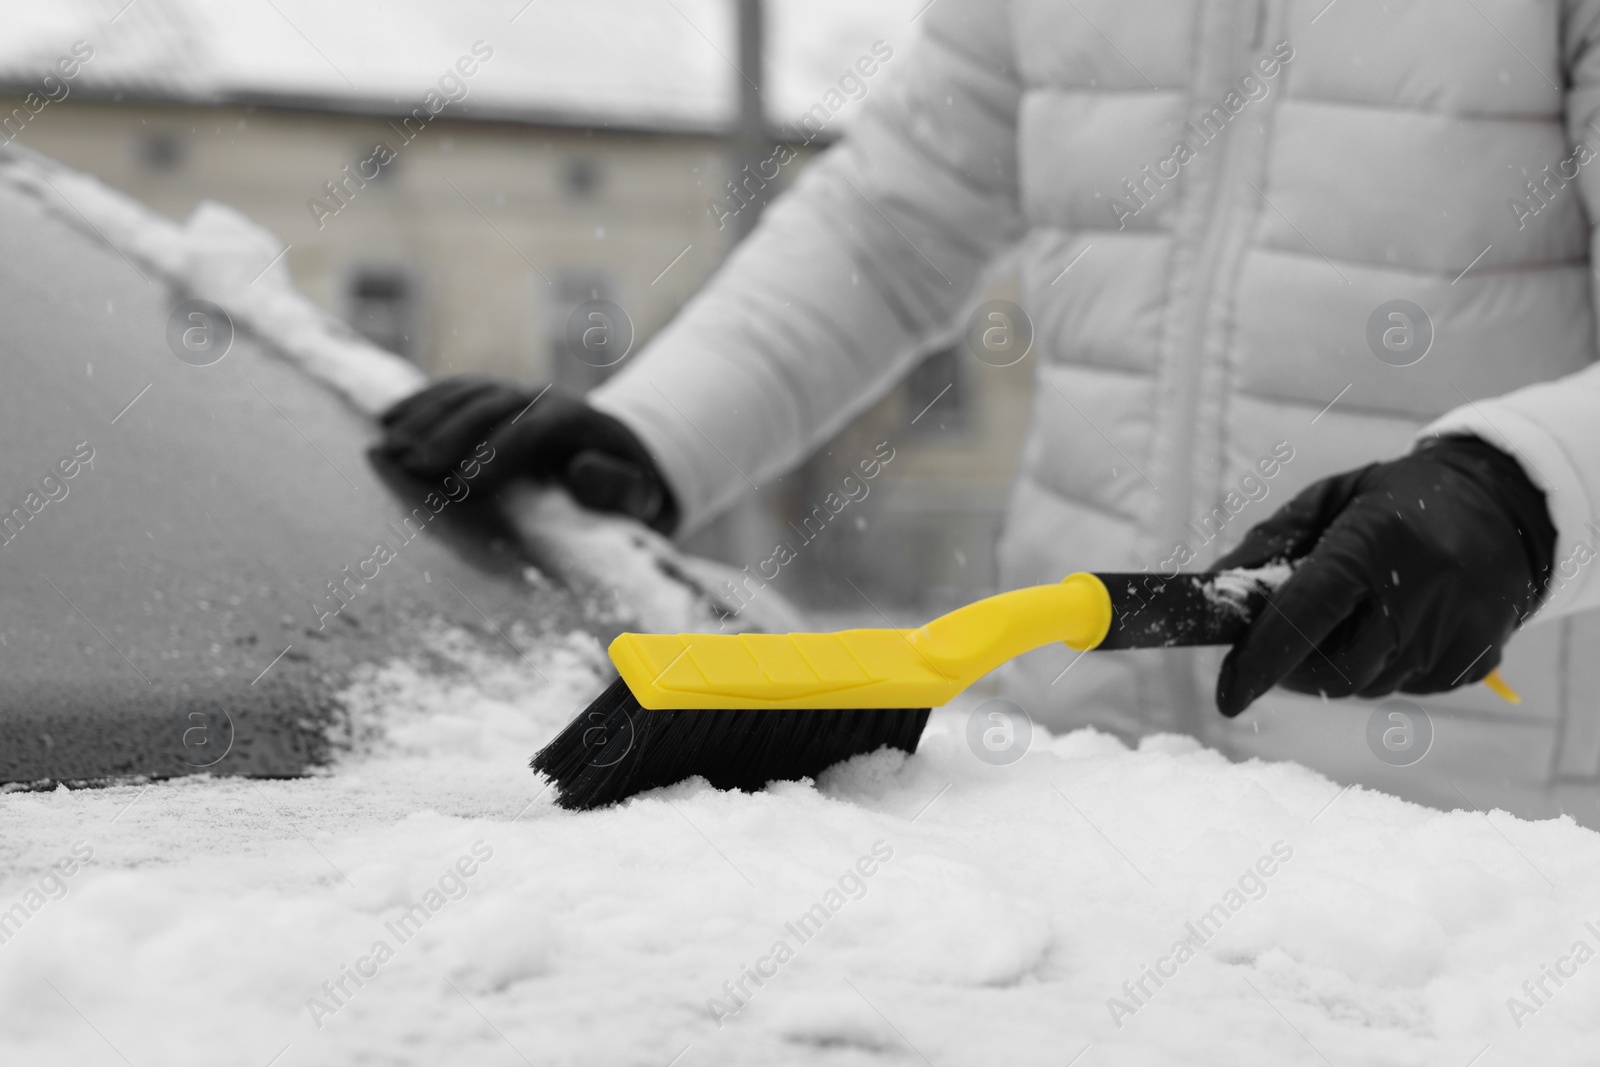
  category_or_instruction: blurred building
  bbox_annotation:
[0,0,1029,612]
[12,97,750,389]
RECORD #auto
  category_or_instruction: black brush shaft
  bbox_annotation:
[1093,571,1268,651]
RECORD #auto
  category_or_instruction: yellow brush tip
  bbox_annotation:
[1482,668,1521,705]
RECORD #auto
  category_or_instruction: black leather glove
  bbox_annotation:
[378,376,678,534]
[1213,435,1555,717]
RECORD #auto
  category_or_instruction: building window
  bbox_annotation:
[347,268,414,359]
[138,131,185,171]
[905,346,969,434]
[563,158,602,199]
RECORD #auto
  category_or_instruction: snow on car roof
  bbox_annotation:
[0,0,921,133]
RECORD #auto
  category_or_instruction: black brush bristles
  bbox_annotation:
[531,677,931,810]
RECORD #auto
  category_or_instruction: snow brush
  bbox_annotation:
[531,570,1520,809]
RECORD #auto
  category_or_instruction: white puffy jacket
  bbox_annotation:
[594,0,1600,809]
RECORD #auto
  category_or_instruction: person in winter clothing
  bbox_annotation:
[383,1,1600,815]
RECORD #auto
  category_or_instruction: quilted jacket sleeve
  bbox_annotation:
[1423,0,1600,619]
[589,0,1023,532]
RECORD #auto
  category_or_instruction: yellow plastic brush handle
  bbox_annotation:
[1483,668,1521,705]
[608,572,1114,711]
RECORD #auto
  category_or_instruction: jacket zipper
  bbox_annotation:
[1164,0,1257,561]
[1155,0,1270,727]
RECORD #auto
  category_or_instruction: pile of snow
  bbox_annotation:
[2,622,1599,1065]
